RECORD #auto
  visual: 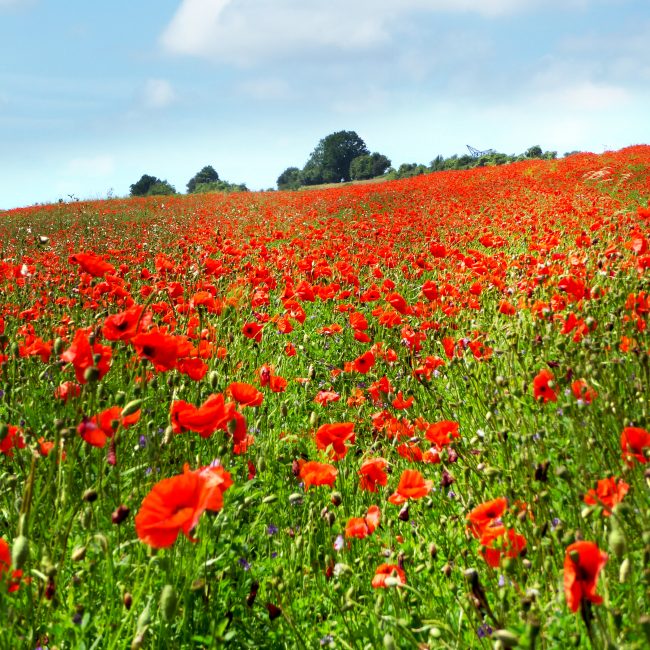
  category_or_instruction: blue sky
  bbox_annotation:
[1,0,649,209]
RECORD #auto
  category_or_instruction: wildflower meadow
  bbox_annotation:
[1,146,649,649]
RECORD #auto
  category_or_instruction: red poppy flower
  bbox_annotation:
[424,420,460,447]
[353,350,375,374]
[54,381,82,402]
[103,305,148,341]
[571,379,597,404]
[135,463,232,548]
[533,369,557,403]
[170,393,237,438]
[466,497,508,538]
[372,564,406,588]
[564,541,608,613]
[131,329,180,372]
[388,469,433,505]
[313,390,341,406]
[583,477,629,514]
[228,382,264,407]
[620,426,650,464]
[69,252,115,278]
[242,322,263,343]
[60,328,112,384]
[0,425,25,457]
[345,505,381,539]
[299,461,338,490]
[480,527,527,568]
[391,391,414,410]
[0,538,9,573]
[358,457,388,492]
[315,422,355,460]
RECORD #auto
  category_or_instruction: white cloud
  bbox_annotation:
[67,155,115,178]
[160,0,577,65]
[139,79,176,109]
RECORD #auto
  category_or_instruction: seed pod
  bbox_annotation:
[83,366,100,383]
[121,400,142,418]
[82,488,98,503]
[609,528,627,559]
[11,535,29,570]
[159,584,178,621]
[619,558,631,584]
[309,411,319,428]
[124,592,133,610]
[71,546,87,562]
[330,492,342,506]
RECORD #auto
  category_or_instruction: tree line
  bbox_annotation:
[278,133,565,190]
[129,166,249,198]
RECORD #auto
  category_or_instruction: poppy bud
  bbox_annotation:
[429,543,438,559]
[121,399,142,418]
[83,366,100,383]
[112,504,130,525]
[124,592,133,610]
[115,391,126,406]
[441,563,452,578]
[398,504,410,521]
[383,633,396,650]
[159,584,178,621]
[309,411,319,428]
[494,630,519,648]
[619,557,631,583]
[609,529,626,559]
[281,402,288,418]
[71,546,86,562]
[331,491,342,506]
[12,535,29,570]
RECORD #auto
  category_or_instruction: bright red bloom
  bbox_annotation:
[135,463,232,549]
[299,461,337,490]
[564,541,608,613]
[313,390,341,406]
[131,329,180,372]
[54,381,81,402]
[170,393,238,439]
[78,406,142,448]
[466,497,508,538]
[228,382,264,407]
[60,328,112,384]
[242,322,263,342]
[315,422,355,460]
[583,477,629,514]
[353,350,375,374]
[533,369,557,403]
[345,505,381,540]
[424,420,460,447]
[69,252,115,277]
[620,426,650,464]
[0,538,9,573]
[571,379,597,404]
[372,564,406,588]
[0,425,25,457]
[480,527,527,568]
[102,305,148,341]
[359,457,389,492]
[388,469,433,505]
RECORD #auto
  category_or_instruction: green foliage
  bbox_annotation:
[349,152,391,180]
[193,180,248,194]
[305,130,369,183]
[187,165,220,193]
[146,180,176,196]
[129,174,161,197]
[276,167,302,190]
[525,145,543,158]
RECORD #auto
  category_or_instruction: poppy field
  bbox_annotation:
[1,146,650,649]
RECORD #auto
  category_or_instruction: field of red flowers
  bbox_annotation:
[1,146,649,649]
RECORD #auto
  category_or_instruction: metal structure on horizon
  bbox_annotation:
[466,145,496,158]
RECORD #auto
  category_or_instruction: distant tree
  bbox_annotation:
[542,150,558,160]
[349,152,391,180]
[187,165,220,193]
[277,167,302,190]
[193,180,248,194]
[430,155,445,171]
[563,150,581,158]
[146,180,176,196]
[305,130,369,183]
[525,145,543,159]
[300,160,325,186]
[130,174,160,197]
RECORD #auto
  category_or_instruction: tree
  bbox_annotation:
[187,165,220,193]
[147,180,176,196]
[350,152,391,180]
[525,145,543,159]
[130,174,160,197]
[305,130,369,183]
[277,167,302,190]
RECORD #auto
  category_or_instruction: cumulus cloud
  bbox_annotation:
[139,79,176,109]
[160,0,578,65]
